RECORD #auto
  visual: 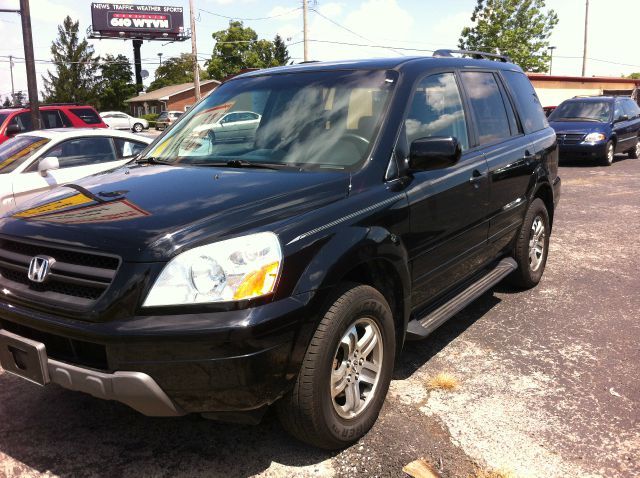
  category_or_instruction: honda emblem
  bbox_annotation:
[27,256,55,283]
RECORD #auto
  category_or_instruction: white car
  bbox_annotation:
[100,111,149,133]
[0,128,151,215]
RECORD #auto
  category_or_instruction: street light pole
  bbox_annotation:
[189,0,200,101]
[548,46,556,75]
[9,55,15,97]
[158,52,163,66]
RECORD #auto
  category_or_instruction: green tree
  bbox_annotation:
[458,0,558,72]
[97,54,137,111]
[147,53,202,92]
[11,91,26,107]
[42,16,100,104]
[2,96,12,108]
[274,34,290,65]
[206,21,290,80]
[625,72,640,79]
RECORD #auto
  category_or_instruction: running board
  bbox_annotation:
[406,257,517,340]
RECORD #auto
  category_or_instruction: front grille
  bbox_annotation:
[0,238,120,308]
[0,320,108,370]
[557,133,585,145]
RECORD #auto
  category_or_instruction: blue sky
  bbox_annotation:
[0,0,638,102]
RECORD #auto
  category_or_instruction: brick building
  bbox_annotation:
[125,80,220,117]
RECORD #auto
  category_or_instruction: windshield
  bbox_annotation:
[0,135,50,174]
[549,101,611,122]
[0,113,8,127]
[143,69,397,170]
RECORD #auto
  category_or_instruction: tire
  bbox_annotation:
[277,283,395,449]
[601,140,614,166]
[132,123,143,133]
[627,137,640,159]
[508,198,550,289]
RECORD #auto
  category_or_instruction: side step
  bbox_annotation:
[406,257,517,340]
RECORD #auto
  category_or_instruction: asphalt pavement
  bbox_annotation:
[1,154,638,478]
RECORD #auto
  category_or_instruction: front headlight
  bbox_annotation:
[584,132,606,142]
[143,232,282,307]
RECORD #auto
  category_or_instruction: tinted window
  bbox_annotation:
[115,138,147,158]
[460,71,511,145]
[614,101,625,121]
[548,100,612,123]
[622,99,640,118]
[0,113,8,126]
[44,137,117,168]
[158,112,168,120]
[10,112,33,132]
[41,110,67,129]
[502,71,548,133]
[0,135,50,173]
[406,72,469,150]
[69,108,102,125]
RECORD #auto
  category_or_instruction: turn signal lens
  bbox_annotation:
[233,261,280,300]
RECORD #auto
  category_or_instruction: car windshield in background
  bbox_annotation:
[549,101,611,122]
[0,135,50,174]
[0,113,8,126]
[144,69,398,170]
[69,107,102,124]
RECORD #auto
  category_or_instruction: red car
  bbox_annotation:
[0,104,107,145]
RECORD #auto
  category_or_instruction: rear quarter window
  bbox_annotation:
[68,108,103,125]
[502,71,548,133]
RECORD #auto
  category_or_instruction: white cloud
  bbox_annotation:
[267,5,303,22]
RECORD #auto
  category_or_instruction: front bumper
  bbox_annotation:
[0,291,318,415]
[558,140,607,159]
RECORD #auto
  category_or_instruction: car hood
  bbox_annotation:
[0,164,349,261]
[549,120,610,134]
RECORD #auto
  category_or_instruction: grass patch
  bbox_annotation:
[426,372,459,391]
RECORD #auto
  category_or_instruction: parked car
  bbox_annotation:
[0,52,560,450]
[548,96,640,165]
[0,128,151,214]
[155,110,183,130]
[543,105,556,117]
[206,111,261,143]
[0,105,108,145]
[100,111,149,133]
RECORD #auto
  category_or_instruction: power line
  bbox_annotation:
[198,6,301,22]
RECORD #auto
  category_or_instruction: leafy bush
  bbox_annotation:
[141,113,159,123]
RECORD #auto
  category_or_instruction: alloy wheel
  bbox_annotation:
[331,317,383,420]
[529,216,546,272]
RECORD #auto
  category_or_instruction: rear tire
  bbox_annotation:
[508,198,550,289]
[132,123,143,133]
[601,140,614,166]
[277,283,395,449]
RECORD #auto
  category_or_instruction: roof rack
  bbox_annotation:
[432,49,511,63]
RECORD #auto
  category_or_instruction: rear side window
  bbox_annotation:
[502,71,548,133]
[460,71,511,145]
[68,108,102,125]
[9,112,33,132]
[43,137,117,169]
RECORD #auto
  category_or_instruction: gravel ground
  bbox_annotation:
[1,155,639,478]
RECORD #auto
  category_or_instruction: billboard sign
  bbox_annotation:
[91,3,185,40]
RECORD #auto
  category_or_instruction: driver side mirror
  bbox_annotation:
[5,124,21,136]
[409,136,462,171]
[38,156,59,177]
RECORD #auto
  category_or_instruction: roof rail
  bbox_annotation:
[433,49,511,63]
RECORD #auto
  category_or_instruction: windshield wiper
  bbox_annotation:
[133,156,167,165]
[554,116,601,122]
[192,159,295,170]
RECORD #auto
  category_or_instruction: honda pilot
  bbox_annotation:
[0,51,560,449]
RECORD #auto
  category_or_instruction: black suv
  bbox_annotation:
[0,51,560,449]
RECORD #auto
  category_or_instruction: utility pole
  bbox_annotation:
[581,0,589,77]
[303,0,309,61]
[158,52,163,66]
[9,55,15,97]
[189,0,200,101]
[548,46,556,75]
[19,0,39,127]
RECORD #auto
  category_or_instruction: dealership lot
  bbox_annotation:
[1,156,639,478]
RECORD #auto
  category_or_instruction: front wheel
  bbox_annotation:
[601,140,614,166]
[132,123,143,133]
[508,198,550,289]
[277,284,395,449]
